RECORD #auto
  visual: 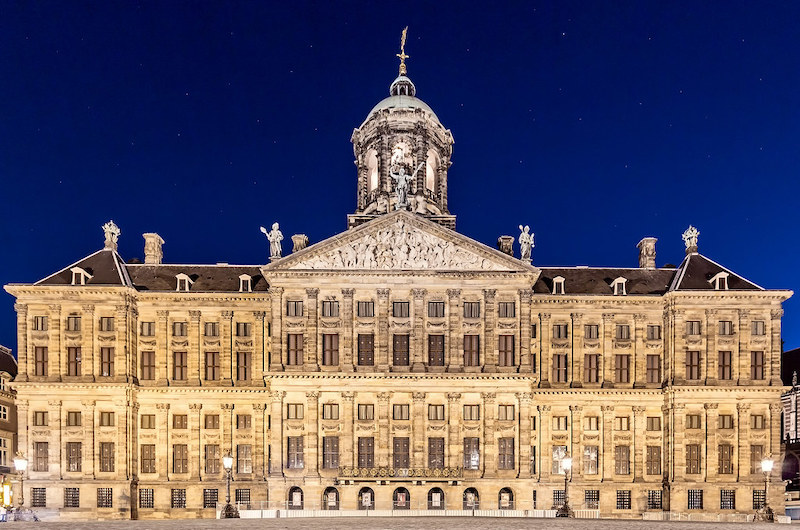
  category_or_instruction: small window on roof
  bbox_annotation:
[709,272,729,291]
[70,267,93,285]
[552,276,565,295]
[176,273,193,292]
[239,274,252,293]
[611,277,628,296]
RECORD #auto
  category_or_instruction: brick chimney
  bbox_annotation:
[143,233,165,265]
[637,237,657,269]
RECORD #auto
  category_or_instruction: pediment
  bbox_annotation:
[263,211,536,273]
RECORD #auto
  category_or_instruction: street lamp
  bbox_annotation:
[557,456,574,517]
[755,458,775,523]
[13,454,27,508]
[220,453,239,518]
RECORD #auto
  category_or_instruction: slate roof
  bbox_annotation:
[534,268,677,295]
[668,253,762,291]
[0,347,18,379]
[126,265,267,292]
[35,249,132,287]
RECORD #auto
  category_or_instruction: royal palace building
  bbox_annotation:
[4,51,793,520]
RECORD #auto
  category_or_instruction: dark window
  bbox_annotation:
[646,355,661,383]
[463,335,480,366]
[463,302,480,318]
[584,324,599,339]
[616,324,630,340]
[323,437,339,469]
[614,354,630,383]
[720,490,735,510]
[203,489,218,509]
[67,411,81,426]
[141,415,155,429]
[428,437,445,469]
[752,320,766,336]
[357,301,374,317]
[33,411,48,426]
[686,350,701,380]
[64,488,80,508]
[171,489,186,509]
[552,353,567,382]
[428,301,445,318]
[100,411,115,426]
[583,446,598,474]
[67,347,81,376]
[140,321,154,336]
[100,347,114,377]
[616,490,631,510]
[33,315,48,331]
[718,351,732,380]
[139,488,154,509]
[719,444,734,474]
[646,417,661,431]
[751,414,766,430]
[393,437,410,468]
[498,302,515,318]
[392,301,410,318]
[205,444,219,474]
[99,317,115,332]
[287,334,304,365]
[751,445,764,474]
[686,320,701,335]
[204,414,220,428]
[615,445,630,475]
[358,404,374,420]
[172,444,187,473]
[322,300,339,317]
[288,437,304,469]
[236,351,251,381]
[235,489,250,505]
[647,490,662,510]
[463,437,480,469]
[498,437,515,470]
[100,442,115,472]
[498,404,515,421]
[358,437,374,468]
[646,446,661,475]
[322,404,339,420]
[287,403,304,419]
[66,442,82,472]
[719,321,733,335]
[32,488,47,508]
[686,414,702,429]
[498,335,514,366]
[172,415,187,429]
[286,301,303,317]
[204,322,219,337]
[751,351,765,380]
[393,404,409,420]
[428,335,444,366]
[584,354,599,383]
[428,404,445,420]
[236,414,251,429]
[34,346,48,376]
[97,488,113,508]
[531,324,537,339]
[688,489,703,510]
[205,351,220,381]
[719,414,734,429]
[237,444,252,473]
[553,323,569,339]
[646,325,661,340]
[172,321,186,336]
[358,334,374,366]
[753,489,766,510]
[393,334,409,366]
[235,322,251,337]
[172,351,187,380]
[686,444,701,474]
[322,334,339,366]
[140,351,155,380]
[463,405,480,421]
[585,490,600,509]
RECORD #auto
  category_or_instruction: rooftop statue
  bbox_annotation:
[102,220,121,251]
[518,224,534,262]
[260,222,284,259]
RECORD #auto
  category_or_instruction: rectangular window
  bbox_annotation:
[498,437,515,470]
[67,347,81,376]
[67,411,81,427]
[463,437,480,469]
[322,300,339,318]
[688,489,703,510]
[646,446,661,475]
[751,414,766,430]
[498,302,516,318]
[204,444,219,474]
[498,404,515,421]
[32,488,47,508]
[718,444,734,474]
[584,324,599,339]
[171,489,186,509]
[552,445,567,474]
[615,445,630,475]
[236,414,251,429]
[753,489,766,510]
[100,317,115,332]
[646,354,661,383]
[235,489,250,505]
[282,334,303,367]
[287,403,304,420]
[463,302,480,318]
[553,489,565,506]
[498,335,515,367]
[585,416,599,431]
[203,489,218,509]
[33,315,48,331]
[320,403,338,420]
[428,437,445,469]
[358,334,374,366]
[286,300,303,317]
[616,490,632,510]
[553,416,568,431]
[585,489,600,509]
[463,404,480,421]
[393,404,409,420]
[751,351,765,380]
[172,351,187,380]
[686,444,701,474]
[204,322,219,337]
[171,444,187,473]
[752,320,766,336]
[323,436,339,469]
[614,354,630,383]
[717,351,732,380]
[553,323,569,339]
[428,404,445,421]
[357,301,374,317]
[203,351,220,381]
[390,437,409,468]
[463,335,480,367]
[235,322,251,337]
[751,444,764,473]
[686,320,701,335]
[719,414,734,430]
[140,321,154,336]
[583,446,598,475]
[99,347,114,377]
[584,354,599,383]
[392,334,409,366]
[34,346,48,376]
[720,490,735,510]
[237,444,252,473]
[100,412,115,427]
[615,416,630,431]
[34,442,48,471]
[686,350,701,380]
[236,351,251,381]
[358,404,374,421]
[392,301,410,317]
[531,323,537,339]
[97,488,113,508]
[322,334,339,366]
[204,414,220,429]
[552,353,568,382]
[686,414,701,429]
[141,414,155,429]
[646,325,661,340]
[99,442,115,472]
[171,321,186,337]
[647,490,662,510]
[357,437,374,468]
[64,487,80,508]
[645,416,660,431]
[616,324,630,340]
[428,301,445,318]
[719,320,733,335]
[33,411,48,426]
[140,351,155,380]
[66,442,82,472]
[172,414,188,429]
[428,334,445,366]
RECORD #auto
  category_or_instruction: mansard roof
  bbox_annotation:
[126,265,267,292]
[534,267,676,295]
[35,249,132,287]
[668,253,762,291]
[0,346,17,379]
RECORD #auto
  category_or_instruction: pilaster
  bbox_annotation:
[268,393,283,476]
[633,406,646,481]
[47,304,61,382]
[220,311,233,384]
[412,392,426,467]
[412,289,428,371]
[269,287,285,371]
[253,403,267,479]
[447,289,462,372]
[570,404,583,480]
[376,392,390,467]
[188,311,202,385]
[447,393,461,468]
[81,304,95,382]
[538,405,551,480]
[114,304,129,383]
[736,402,750,479]
[306,392,320,476]
[704,403,718,482]
[736,309,750,384]
[705,309,717,385]
[571,313,583,386]
[341,289,355,372]
[518,393,533,478]
[601,405,614,479]
[539,314,551,387]
[482,391,497,476]
[673,404,686,480]
[47,400,62,478]
[633,314,647,388]
[377,289,390,371]
[156,403,170,481]
[306,289,320,370]
[483,290,497,372]
[253,311,267,384]
[15,304,29,381]
[770,309,783,385]
[156,310,169,385]
[342,392,355,468]
[189,403,202,480]
[601,314,614,387]
[518,290,532,372]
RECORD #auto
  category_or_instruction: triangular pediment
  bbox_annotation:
[263,211,537,274]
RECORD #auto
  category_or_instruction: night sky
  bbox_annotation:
[2,2,799,353]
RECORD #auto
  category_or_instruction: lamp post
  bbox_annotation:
[13,454,27,508]
[557,456,574,517]
[754,458,774,522]
[220,453,239,518]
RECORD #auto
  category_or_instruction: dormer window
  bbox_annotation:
[709,272,729,290]
[239,274,252,293]
[611,277,628,296]
[70,267,93,285]
[176,273,193,292]
[552,276,565,295]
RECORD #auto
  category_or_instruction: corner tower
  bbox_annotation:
[348,30,455,229]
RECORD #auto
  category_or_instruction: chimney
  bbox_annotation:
[143,233,165,264]
[291,234,310,253]
[497,236,514,256]
[637,237,657,269]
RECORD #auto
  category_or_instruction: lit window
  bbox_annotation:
[175,273,193,292]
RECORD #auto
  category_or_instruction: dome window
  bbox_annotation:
[70,267,93,285]
[709,272,729,290]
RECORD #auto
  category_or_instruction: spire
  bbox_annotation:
[396,26,409,76]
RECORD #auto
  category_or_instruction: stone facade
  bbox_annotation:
[3,60,793,521]
[0,345,18,477]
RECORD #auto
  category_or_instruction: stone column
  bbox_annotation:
[704,403,718,482]
[253,403,266,479]
[736,310,750,384]
[705,310,717,385]
[633,406,646,481]
[736,402,750,479]
[156,403,170,481]
[253,312,266,385]
[539,405,551,481]
[570,313,583,386]
[306,289,320,370]
[305,392,320,476]
[14,304,29,381]
[341,392,355,468]
[376,392,390,467]
[81,304,95,382]
[483,290,497,372]
[673,404,686,480]
[633,314,647,388]
[156,311,169,384]
[412,392,426,467]
[519,291,532,373]
[47,304,61,382]
[341,289,355,372]
[570,405,583,479]
[539,314,551,387]
[770,309,783,385]
[482,392,497,476]
[377,289,390,371]
[81,400,95,479]
[447,393,462,468]
[601,405,615,479]
[518,393,533,478]
[601,314,614,388]
[188,311,202,385]
[447,289,462,372]
[269,288,284,371]
[220,311,233,384]
[189,403,202,480]
[267,393,283,476]
[412,289,427,371]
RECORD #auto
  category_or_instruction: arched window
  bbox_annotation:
[393,487,410,510]
[499,487,514,510]
[288,486,303,510]
[358,487,374,510]
[425,149,438,192]
[366,150,379,193]
[463,488,479,510]
[323,487,339,510]
[427,487,445,510]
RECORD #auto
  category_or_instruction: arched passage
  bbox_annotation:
[358,487,374,510]
[393,487,410,509]
[428,487,445,510]
[322,487,339,510]
[499,487,514,510]
[463,488,479,510]
[287,486,303,510]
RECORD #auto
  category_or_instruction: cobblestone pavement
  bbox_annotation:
[3,518,787,530]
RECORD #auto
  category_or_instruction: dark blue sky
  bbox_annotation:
[2,1,799,352]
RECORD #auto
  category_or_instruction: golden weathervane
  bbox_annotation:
[397,26,409,75]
